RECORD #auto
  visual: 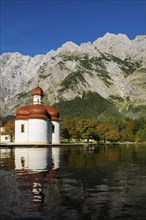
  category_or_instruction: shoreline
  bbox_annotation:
[0,142,146,148]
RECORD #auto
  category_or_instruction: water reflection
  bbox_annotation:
[0,145,146,220]
[14,147,60,204]
[0,148,11,159]
[15,148,51,172]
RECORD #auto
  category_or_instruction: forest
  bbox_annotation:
[61,116,146,143]
[53,91,146,143]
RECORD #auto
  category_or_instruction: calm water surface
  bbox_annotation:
[0,144,146,220]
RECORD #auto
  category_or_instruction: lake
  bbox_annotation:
[0,144,146,220]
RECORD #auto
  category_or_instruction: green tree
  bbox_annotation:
[76,119,96,142]
[121,120,135,142]
[61,126,71,142]
[61,118,78,142]
[135,127,146,142]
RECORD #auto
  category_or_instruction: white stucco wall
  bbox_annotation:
[15,120,28,143]
[14,116,61,145]
[52,121,60,144]
[28,119,49,144]
[0,135,11,143]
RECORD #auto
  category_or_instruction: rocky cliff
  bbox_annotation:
[0,33,146,119]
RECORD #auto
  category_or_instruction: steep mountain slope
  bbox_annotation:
[53,91,121,119]
[0,33,146,119]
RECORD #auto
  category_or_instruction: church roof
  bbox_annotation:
[32,85,44,96]
[16,105,59,120]
[16,86,59,121]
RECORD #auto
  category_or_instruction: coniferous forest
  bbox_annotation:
[53,92,146,143]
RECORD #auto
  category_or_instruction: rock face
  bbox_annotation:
[0,33,146,118]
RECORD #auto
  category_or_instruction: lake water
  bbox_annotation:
[0,144,146,220]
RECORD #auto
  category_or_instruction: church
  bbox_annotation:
[15,85,60,144]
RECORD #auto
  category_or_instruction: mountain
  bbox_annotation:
[0,33,146,119]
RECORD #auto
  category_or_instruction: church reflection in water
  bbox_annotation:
[14,147,60,203]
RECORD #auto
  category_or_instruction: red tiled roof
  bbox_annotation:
[16,86,59,121]
[32,85,44,96]
[16,105,59,120]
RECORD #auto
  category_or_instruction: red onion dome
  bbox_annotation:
[16,106,31,119]
[46,106,59,121]
[32,85,44,96]
[29,105,51,119]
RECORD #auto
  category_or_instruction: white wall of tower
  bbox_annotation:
[28,119,49,144]
[15,119,60,144]
[33,95,43,105]
[15,120,28,143]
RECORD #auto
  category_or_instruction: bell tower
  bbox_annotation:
[32,85,44,105]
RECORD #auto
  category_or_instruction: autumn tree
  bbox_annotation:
[96,123,113,143]
[3,120,15,142]
[61,118,100,143]
[106,128,121,142]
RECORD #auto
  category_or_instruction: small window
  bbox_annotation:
[5,136,8,140]
[52,124,55,133]
[21,124,25,133]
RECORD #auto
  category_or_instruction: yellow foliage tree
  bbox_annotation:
[96,123,113,143]
[3,120,15,142]
[106,128,121,142]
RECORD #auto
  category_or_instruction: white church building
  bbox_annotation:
[15,85,60,144]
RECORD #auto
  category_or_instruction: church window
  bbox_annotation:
[21,124,25,133]
[52,124,55,133]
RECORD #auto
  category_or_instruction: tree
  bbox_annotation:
[106,128,121,142]
[76,119,96,142]
[135,127,146,142]
[61,119,78,142]
[96,123,113,143]
[61,126,71,142]
[121,120,135,142]
[92,131,100,143]
[3,120,15,142]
